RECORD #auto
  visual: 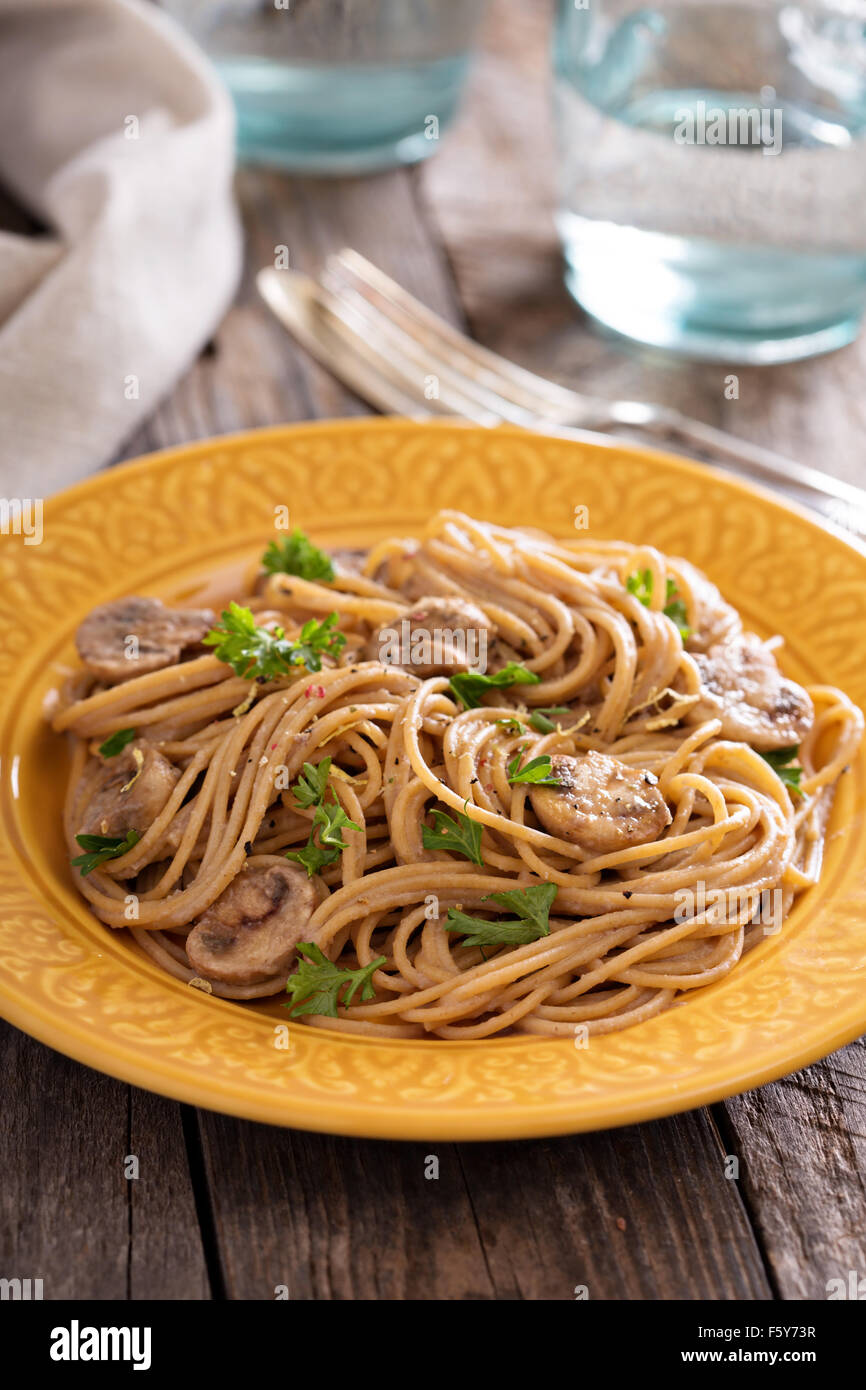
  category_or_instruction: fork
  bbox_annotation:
[257,250,866,533]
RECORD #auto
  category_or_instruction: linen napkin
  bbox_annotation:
[0,0,242,497]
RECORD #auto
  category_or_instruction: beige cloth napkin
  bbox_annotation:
[0,0,242,497]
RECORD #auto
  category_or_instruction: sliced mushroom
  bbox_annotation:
[185,863,317,985]
[673,559,742,654]
[329,547,368,576]
[159,799,198,856]
[528,751,672,856]
[367,595,494,677]
[80,744,180,837]
[687,633,814,750]
[76,597,215,684]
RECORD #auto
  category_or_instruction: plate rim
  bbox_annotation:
[36,415,866,564]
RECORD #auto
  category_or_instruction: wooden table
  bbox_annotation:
[3,0,865,1302]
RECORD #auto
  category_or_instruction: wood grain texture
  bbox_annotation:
[196,1119,495,1301]
[452,1113,770,1300]
[718,1046,866,1301]
[195,1107,769,1300]
[0,1022,209,1299]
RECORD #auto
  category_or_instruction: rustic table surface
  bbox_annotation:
[3,0,866,1302]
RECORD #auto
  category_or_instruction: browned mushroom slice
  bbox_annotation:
[185,864,317,985]
[76,597,215,684]
[687,633,813,751]
[367,595,494,677]
[80,744,180,838]
[673,559,743,654]
[528,751,671,856]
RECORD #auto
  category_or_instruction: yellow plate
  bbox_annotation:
[1,419,865,1139]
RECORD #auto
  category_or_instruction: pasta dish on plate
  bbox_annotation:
[51,511,863,1039]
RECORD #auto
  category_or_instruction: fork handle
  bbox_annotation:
[601,401,866,530]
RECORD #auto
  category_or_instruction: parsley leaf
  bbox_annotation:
[98,728,136,758]
[292,757,332,809]
[203,602,345,680]
[314,799,361,849]
[759,746,804,795]
[485,883,558,933]
[284,839,339,878]
[663,596,691,641]
[495,717,526,735]
[422,806,484,865]
[445,883,557,949]
[528,706,570,734]
[286,797,362,877]
[285,942,386,1017]
[291,613,346,674]
[262,530,335,583]
[449,662,540,710]
[507,748,560,785]
[625,570,691,641]
[626,568,654,605]
[71,829,141,876]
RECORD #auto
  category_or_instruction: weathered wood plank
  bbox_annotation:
[0,1022,209,1298]
[195,1117,496,1300]
[128,1094,212,1299]
[194,1106,769,1300]
[457,1112,771,1300]
[718,1043,866,1301]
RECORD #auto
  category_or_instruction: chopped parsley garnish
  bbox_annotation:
[285,942,385,1017]
[313,801,359,849]
[286,798,362,877]
[507,748,560,785]
[663,596,691,641]
[625,568,654,605]
[290,614,345,672]
[449,662,540,710]
[261,529,335,583]
[528,706,570,734]
[759,746,804,795]
[203,602,345,680]
[287,756,361,873]
[71,829,141,877]
[291,757,333,810]
[422,805,484,865]
[284,839,334,879]
[626,569,692,642]
[98,728,136,758]
[445,883,557,949]
[495,717,526,735]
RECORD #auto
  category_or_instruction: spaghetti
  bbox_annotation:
[53,511,863,1039]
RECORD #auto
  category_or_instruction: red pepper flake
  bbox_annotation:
[305,684,326,699]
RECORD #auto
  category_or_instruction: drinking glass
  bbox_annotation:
[553,0,866,362]
[164,0,486,175]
